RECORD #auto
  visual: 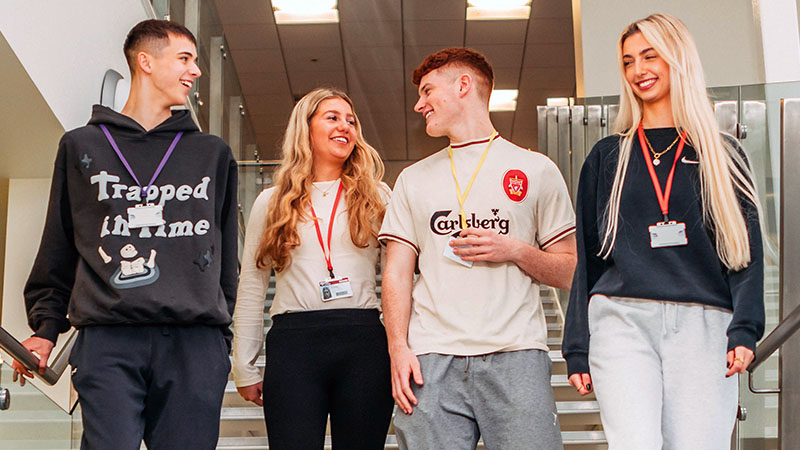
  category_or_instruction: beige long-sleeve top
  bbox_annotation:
[232,180,389,387]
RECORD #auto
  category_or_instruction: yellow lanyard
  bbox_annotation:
[448,131,498,230]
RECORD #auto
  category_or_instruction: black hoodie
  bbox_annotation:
[24,105,238,344]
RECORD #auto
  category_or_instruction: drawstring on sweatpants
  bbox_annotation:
[463,355,488,372]
[673,304,679,332]
[662,303,680,336]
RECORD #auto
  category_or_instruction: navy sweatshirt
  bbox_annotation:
[562,128,765,376]
[24,106,239,344]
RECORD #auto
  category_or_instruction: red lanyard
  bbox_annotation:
[637,124,687,221]
[309,181,344,278]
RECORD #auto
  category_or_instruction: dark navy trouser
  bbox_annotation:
[69,324,230,450]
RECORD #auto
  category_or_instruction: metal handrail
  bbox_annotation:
[237,160,280,167]
[0,327,77,386]
[747,304,800,394]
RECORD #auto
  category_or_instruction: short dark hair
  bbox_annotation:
[412,47,495,100]
[123,19,197,74]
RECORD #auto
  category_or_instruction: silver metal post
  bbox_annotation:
[546,107,557,161]
[586,105,602,149]
[0,387,9,410]
[780,98,800,450]
[557,106,571,191]
[209,36,225,137]
[713,100,739,136]
[537,106,548,153]
[606,104,619,134]
[228,96,242,159]
[570,105,586,203]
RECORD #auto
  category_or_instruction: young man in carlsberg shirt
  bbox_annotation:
[12,19,237,450]
[380,47,577,449]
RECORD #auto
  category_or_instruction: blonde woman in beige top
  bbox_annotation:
[233,87,392,449]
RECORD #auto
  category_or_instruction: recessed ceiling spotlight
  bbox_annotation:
[273,0,339,24]
[489,89,518,112]
[467,0,531,21]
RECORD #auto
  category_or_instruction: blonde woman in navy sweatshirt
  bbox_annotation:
[563,14,764,450]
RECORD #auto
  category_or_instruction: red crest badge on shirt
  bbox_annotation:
[502,169,528,202]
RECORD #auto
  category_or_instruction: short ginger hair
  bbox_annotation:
[412,47,495,101]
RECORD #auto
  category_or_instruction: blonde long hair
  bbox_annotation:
[256,87,387,272]
[601,13,759,270]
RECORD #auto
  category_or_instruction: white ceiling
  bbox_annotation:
[213,0,576,166]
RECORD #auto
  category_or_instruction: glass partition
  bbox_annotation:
[0,363,76,449]
[735,81,800,450]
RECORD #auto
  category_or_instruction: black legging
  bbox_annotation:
[262,308,394,450]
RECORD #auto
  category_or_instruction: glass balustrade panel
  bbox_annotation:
[0,363,75,450]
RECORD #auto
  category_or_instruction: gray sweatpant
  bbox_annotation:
[588,295,738,450]
[394,349,563,450]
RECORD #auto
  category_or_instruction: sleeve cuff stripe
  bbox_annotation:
[378,233,420,253]
[541,226,576,248]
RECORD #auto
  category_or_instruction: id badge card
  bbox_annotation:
[319,276,354,302]
[649,221,688,248]
[443,234,473,268]
[127,203,165,229]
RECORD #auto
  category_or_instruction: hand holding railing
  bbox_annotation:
[0,327,76,386]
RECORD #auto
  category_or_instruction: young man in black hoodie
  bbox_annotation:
[11,20,238,450]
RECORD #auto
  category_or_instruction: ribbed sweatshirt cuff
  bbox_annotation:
[727,329,758,355]
[565,352,590,377]
[33,320,62,344]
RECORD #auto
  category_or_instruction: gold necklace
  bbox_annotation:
[312,179,339,197]
[643,132,681,166]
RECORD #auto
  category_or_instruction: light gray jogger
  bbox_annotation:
[394,349,563,450]
[588,295,738,450]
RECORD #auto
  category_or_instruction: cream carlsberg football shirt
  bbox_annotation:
[379,135,575,356]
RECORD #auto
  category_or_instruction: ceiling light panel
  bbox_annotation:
[467,0,531,21]
[273,0,339,24]
[489,89,518,112]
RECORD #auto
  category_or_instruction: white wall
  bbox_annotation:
[577,0,766,97]
[759,0,800,83]
[0,0,150,131]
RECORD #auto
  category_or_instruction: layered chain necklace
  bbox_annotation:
[642,132,681,166]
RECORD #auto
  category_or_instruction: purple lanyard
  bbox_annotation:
[99,124,183,201]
